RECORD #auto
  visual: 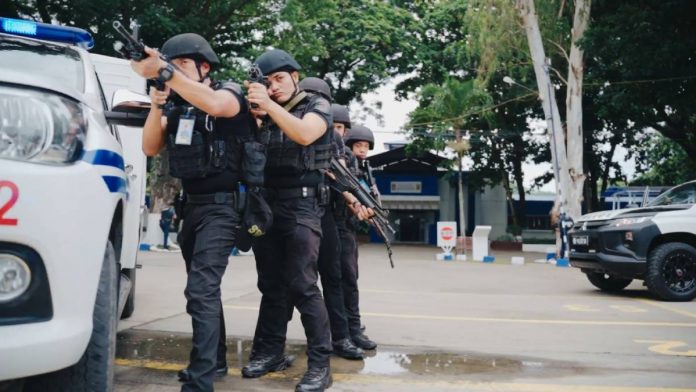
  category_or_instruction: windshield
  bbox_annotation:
[648,182,696,206]
[0,37,84,92]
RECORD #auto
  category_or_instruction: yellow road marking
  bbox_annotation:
[565,304,601,312]
[635,340,696,357]
[115,358,696,392]
[610,304,648,313]
[223,305,696,328]
[635,299,696,319]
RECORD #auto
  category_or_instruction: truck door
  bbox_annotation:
[91,54,147,269]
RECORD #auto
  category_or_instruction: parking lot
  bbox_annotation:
[115,244,696,391]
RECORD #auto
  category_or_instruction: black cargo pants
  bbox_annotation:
[336,220,361,337]
[317,203,350,341]
[251,193,332,368]
[178,202,239,392]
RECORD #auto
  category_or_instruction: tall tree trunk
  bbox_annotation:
[511,134,527,227]
[517,0,590,220]
[564,0,590,218]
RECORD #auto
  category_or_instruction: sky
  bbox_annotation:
[351,78,636,194]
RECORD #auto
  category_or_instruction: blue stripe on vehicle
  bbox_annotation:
[81,149,125,171]
[102,176,127,194]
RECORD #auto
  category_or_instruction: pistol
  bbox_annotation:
[247,64,269,109]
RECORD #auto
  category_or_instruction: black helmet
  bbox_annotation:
[255,49,301,75]
[299,77,332,101]
[331,104,351,128]
[161,33,220,68]
[344,124,374,150]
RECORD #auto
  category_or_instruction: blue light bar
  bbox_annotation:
[0,17,94,50]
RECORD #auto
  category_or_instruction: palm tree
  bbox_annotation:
[407,78,491,244]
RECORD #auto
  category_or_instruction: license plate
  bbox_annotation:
[572,236,589,246]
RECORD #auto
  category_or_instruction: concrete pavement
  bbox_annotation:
[116,244,696,391]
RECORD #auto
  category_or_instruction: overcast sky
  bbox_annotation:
[351,78,636,194]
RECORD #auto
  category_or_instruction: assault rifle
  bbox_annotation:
[112,20,165,91]
[330,157,396,268]
[362,159,381,204]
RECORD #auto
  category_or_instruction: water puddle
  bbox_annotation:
[117,330,585,381]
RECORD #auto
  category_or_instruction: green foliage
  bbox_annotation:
[631,133,696,186]
[266,0,418,105]
[405,78,492,159]
[2,0,277,80]
[583,0,696,167]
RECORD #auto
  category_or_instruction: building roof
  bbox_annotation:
[367,146,447,174]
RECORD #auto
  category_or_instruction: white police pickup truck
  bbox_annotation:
[569,180,696,301]
[0,18,148,391]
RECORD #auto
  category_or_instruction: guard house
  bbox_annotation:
[367,146,507,245]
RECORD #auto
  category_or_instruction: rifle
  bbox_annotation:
[112,20,165,92]
[330,157,396,268]
[247,64,269,109]
[362,159,381,204]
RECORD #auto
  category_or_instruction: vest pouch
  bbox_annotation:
[167,129,217,179]
[242,141,267,186]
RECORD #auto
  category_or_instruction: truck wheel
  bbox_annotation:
[120,267,136,319]
[585,272,632,292]
[646,242,696,301]
[25,241,118,391]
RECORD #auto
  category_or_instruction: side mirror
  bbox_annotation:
[105,89,151,127]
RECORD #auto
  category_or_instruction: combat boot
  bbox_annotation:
[242,353,295,378]
[295,366,332,392]
[177,362,228,382]
[332,338,364,360]
[351,333,377,350]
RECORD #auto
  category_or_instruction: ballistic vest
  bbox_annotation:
[264,92,333,188]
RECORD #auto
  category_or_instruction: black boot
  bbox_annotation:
[295,366,332,392]
[241,353,295,378]
[332,338,364,360]
[351,333,377,350]
[177,362,228,382]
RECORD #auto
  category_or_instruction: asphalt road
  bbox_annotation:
[115,244,696,392]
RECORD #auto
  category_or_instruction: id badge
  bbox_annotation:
[175,115,196,145]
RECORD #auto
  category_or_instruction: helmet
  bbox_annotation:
[299,77,332,101]
[161,33,220,68]
[344,124,374,150]
[255,49,301,75]
[331,104,351,128]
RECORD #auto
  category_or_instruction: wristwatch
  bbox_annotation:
[156,63,175,84]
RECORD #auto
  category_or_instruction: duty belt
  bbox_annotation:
[186,192,238,205]
[269,186,317,199]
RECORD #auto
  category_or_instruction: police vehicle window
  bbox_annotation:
[94,72,121,143]
[649,182,696,206]
[0,37,84,92]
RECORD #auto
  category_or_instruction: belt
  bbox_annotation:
[270,186,317,199]
[186,192,238,205]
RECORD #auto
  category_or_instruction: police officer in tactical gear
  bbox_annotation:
[131,33,255,392]
[243,49,333,391]
[298,80,365,360]
[330,104,351,138]
[299,77,332,102]
[341,124,379,351]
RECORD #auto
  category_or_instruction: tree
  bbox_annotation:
[266,0,418,105]
[632,133,696,186]
[582,0,696,169]
[406,78,491,237]
[516,0,591,221]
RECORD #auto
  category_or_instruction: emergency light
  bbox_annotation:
[0,17,94,50]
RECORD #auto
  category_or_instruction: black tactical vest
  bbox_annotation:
[164,81,253,185]
[263,93,332,188]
